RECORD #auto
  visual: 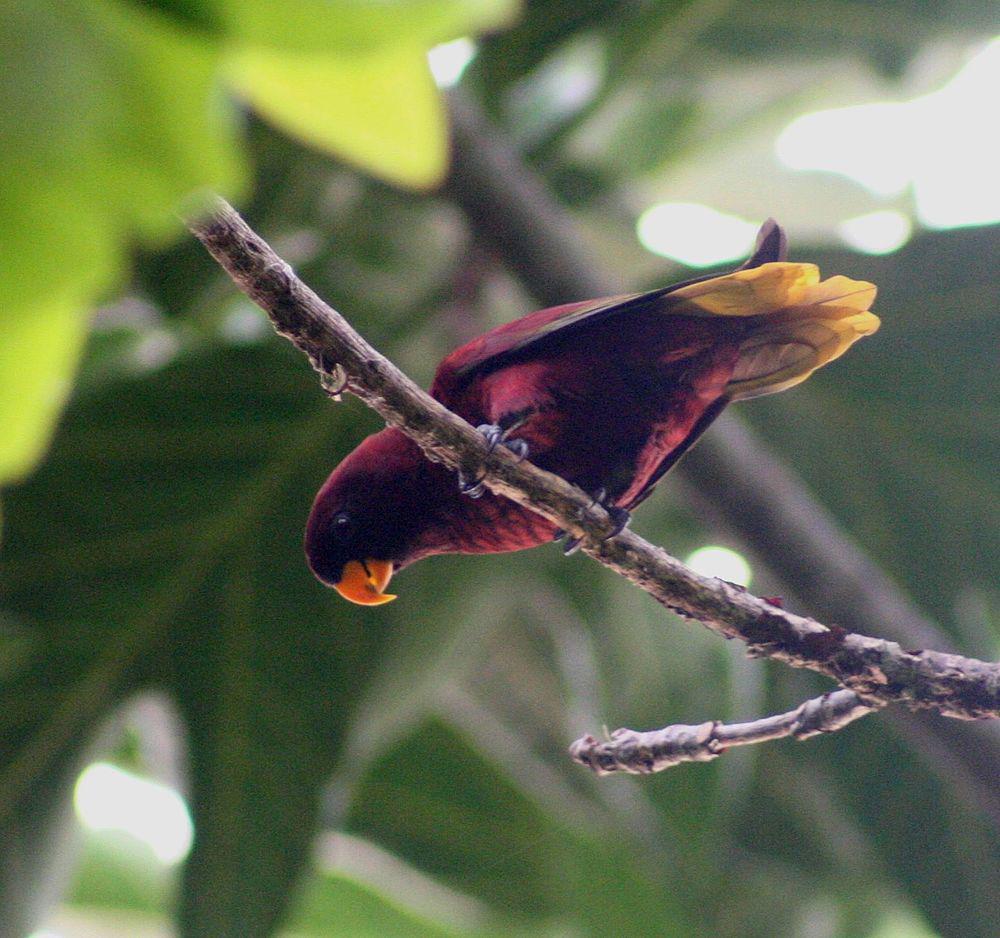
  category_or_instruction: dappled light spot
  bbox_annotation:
[776,36,1000,230]
[131,328,180,373]
[428,38,477,88]
[838,210,912,255]
[777,102,912,197]
[219,303,270,345]
[637,203,758,267]
[74,762,193,866]
[685,545,752,587]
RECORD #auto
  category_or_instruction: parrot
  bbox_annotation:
[305,220,879,605]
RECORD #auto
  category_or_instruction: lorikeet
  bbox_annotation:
[306,220,879,605]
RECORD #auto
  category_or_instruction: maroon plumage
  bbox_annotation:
[305,221,879,604]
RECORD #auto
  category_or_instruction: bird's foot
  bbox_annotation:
[457,469,488,499]
[602,504,632,540]
[458,424,530,498]
[475,423,530,461]
[557,488,631,555]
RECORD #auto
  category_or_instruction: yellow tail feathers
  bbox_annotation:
[670,261,880,399]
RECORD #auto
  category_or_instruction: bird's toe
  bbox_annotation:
[603,506,631,540]
[562,536,583,556]
[458,469,488,499]
[502,437,530,461]
[475,424,504,454]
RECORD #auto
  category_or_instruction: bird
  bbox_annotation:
[305,220,879,605]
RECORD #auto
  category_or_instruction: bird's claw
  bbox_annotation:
[458,469,487,499]
[551,527,583,555]
[502,437,530,461]
[476,423,504,451]
[475,423,530,462]
[585,488,630,539]
[602,505,631,540]
[459,424,529,498]
[555,488,631,555]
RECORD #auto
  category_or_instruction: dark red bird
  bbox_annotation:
[306,221,878,604]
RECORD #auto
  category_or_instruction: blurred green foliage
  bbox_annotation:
[1,1,998,937]
[0,0,514,492]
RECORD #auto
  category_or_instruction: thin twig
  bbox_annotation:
[185,197,1000,723]
[570,690,882,775]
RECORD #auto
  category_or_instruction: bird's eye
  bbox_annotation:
[332,512,352,536]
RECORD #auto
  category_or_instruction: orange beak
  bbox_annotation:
[334,559,397,606]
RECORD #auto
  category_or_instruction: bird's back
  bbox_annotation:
[430,243,877,514]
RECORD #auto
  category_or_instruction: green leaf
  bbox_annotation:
[68,833,174,914]
[225,0,519,189]
[218,0,520,56]
[347,718,557,918]
[290,869,466,937]
[0,0,244,488]
[346,717,695,933]
[0,344,396,935]
[0,0,518,492]
[228,44,448,190]
[0,296,92,485]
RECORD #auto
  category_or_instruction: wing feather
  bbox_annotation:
[434,219,878,402]
[438,219,786,388]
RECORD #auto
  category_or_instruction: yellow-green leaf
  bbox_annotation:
[0,298,91,485]
[218,0,519,56]
[228,44,448,189]
[0,0,245,489]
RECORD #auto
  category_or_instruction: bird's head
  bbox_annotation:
[305,501,398,606]
[305,429,432,605]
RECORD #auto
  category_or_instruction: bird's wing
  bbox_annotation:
[625,395,730,510]
[432,220,784,391]
[433,219,877,404]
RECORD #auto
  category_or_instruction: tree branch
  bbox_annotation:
[445,90,948,655]
[444,91,1000,810]
[186,197,1000,725]
[570,690,881,775]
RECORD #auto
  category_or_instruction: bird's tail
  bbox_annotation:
[668,261,880,399]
